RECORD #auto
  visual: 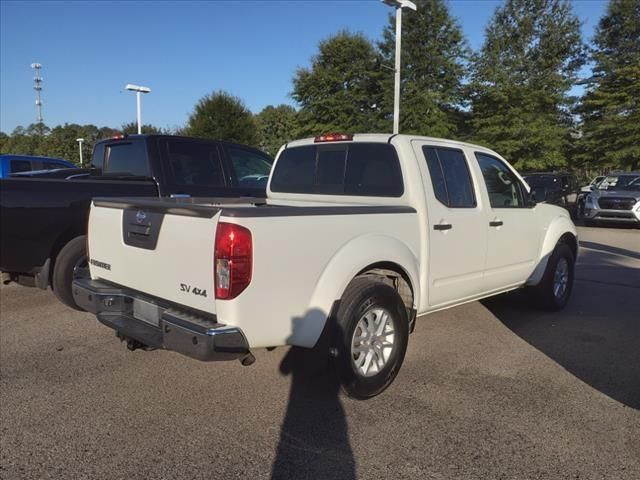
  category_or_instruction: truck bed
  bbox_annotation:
[86,196,419,348]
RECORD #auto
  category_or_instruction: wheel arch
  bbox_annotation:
[527,216,577,286]
[295,234,420,348]
[48,229,85,286]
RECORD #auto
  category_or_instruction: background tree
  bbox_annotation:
[121,122,165,135]
[42,124,100,164]
[255,104,298,156]
[1,124,49,156]
[379,0,469,137]
[578,0,640,172]
[0,132,8,152]
[185,90,258,146]
[469,0,586,170]
[0,123,124,164]
[292,31,387,136]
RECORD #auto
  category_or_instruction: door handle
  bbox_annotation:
[433,223,452,231]
[489,220,504,227]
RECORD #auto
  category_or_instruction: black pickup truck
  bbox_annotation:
[0,134,272,309]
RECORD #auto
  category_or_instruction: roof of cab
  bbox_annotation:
[284,133,498,154]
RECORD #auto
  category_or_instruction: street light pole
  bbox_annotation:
[136,91,142,134]
[125,84,151,134]
[76,138,85,167]
[393,6,402,135]
[382,0,417,134]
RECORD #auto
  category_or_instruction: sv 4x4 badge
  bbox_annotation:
[180,283,207,298]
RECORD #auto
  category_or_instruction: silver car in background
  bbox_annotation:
[581,173,640,226]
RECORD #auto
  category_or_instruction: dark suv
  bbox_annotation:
[522,172,579,217]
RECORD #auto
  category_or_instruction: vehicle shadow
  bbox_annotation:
[579,240,640,261]
[482,249,640,409]
[271,312,356,480]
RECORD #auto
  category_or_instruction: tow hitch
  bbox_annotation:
[116,331,156,352]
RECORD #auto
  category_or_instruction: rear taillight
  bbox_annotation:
[214,222,252,300]
[85,210,91,260]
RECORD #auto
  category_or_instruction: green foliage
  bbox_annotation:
[469,0,586,170]
[578,0,640,171]
[0,123,141,165]
[185,90,258,146]
[255,104,298,156]
[379,0,469,137]
[1,123,50,158]
[121,122,165,135]
[292,31,388,136]
[43,124,100,165]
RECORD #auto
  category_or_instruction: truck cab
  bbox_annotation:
[90,135,273,197]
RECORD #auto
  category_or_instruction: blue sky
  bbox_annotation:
[0,0,607,133]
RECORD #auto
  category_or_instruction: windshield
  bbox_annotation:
[598,175,640,190]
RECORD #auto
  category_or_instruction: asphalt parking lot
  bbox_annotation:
[1,225,638,480]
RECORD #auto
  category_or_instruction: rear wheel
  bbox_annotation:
[333,278,409,399]
[52,236,88,311]
[528,243,575,311]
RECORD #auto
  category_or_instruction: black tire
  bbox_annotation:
[528,243,575,311]
[52,236,88,311]
[333,278,409,399]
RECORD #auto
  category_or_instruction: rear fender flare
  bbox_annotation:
[291,234,420,347]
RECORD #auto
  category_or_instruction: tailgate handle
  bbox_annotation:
[122,209,164,250]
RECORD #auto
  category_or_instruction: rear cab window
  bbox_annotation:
[270,143,404,197]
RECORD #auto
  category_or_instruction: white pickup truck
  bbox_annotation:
[74,133,577,399]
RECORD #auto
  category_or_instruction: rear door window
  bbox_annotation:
[10,160,32,173]
[104,142,149,177]
[422,147,476,208]
[165,138,226,187]
[270,143,403,197]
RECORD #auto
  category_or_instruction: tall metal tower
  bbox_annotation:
[31,63,43,123]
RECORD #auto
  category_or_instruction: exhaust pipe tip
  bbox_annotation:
[240,352,255,366]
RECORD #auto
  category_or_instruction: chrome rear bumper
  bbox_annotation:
[72,278,249,361]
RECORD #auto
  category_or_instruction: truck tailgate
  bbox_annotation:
[87,198,220,314]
